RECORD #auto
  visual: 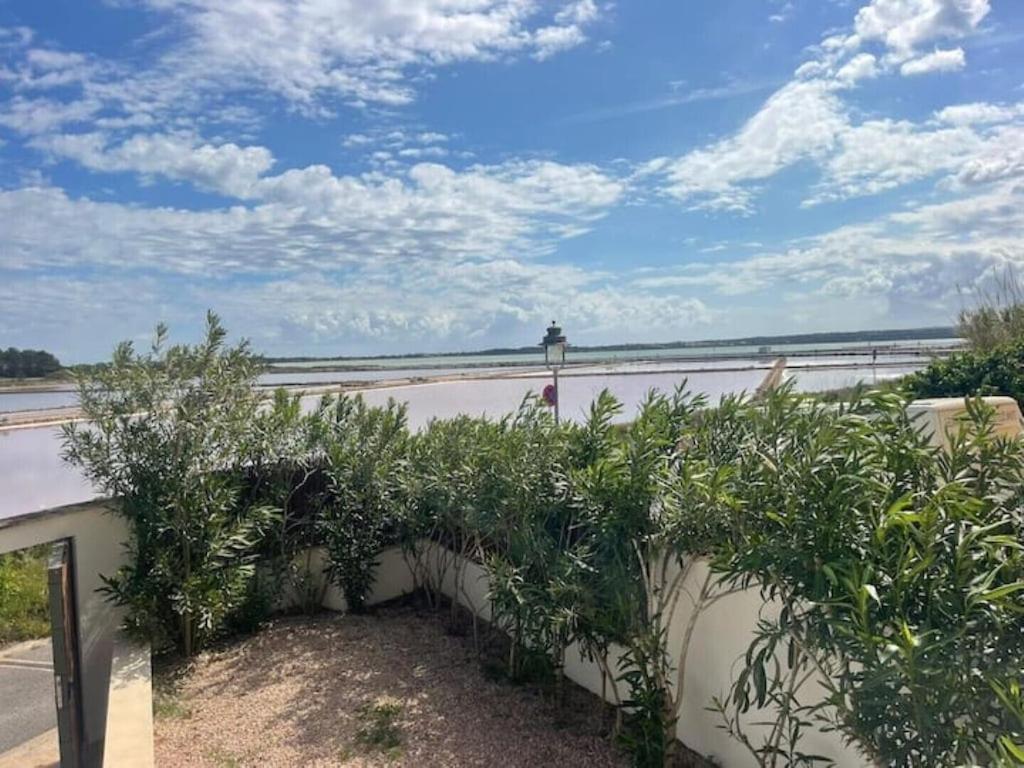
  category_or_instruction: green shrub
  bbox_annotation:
[56,310,1024,765]
[902,342,1024,406]
[318,394,409,612]
[61,314,283,656]
[700,390,1024,767]
[957,269,1024,350]
[0,546,50,646]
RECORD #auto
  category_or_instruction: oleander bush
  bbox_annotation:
[62,315,1024,766]
[700,390,1024,767]
[904,268,1024,409]
[61,314,284,656]
[902,341,1024,408]
[317,394,410,612]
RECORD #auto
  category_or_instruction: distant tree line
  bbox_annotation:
[0,347,62,378]
[266,325,959,364]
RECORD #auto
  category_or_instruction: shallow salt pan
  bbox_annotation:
[0,364,913,520]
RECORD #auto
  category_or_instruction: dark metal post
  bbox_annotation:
[48,539,84,768]
[553,367,560,424]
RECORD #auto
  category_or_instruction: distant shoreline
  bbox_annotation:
[268,339,960,372]
[263,326,959,365]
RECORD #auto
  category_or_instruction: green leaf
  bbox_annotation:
[821,563,838,586]
[1000,736,1024,762]
[899,621,920,649]
[980,582,1024,602]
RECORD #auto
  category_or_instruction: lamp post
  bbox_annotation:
[541,321,567,423]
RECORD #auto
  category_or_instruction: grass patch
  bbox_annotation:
[152,675,192,720]
[0,545,50,647]
[353,695,404,756]
[205,747,241,768]
[153,690,192,720]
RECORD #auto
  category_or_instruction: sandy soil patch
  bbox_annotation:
[155,604,628,768]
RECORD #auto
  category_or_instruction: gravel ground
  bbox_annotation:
[155,604,629,768]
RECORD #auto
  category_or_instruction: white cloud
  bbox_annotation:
[853,0,989,55]
[0,1,604,149]
[954,126,1024,186]
[0,26,33,49]
[807,118,984,203]
[0,258,715,360]
[0,158,623,277]
[653,0,1010,212]
[342,133,373,148]
[532,24,588,60]
[31,132,276,198]
[340,128,453,162]
[835,52,879,84]
[658,79,847,212]
[2,0,1021,354]
[397,146,448,159]
[899,46,965,75]
[0,38,109,96]
[0,169,715,360]
[0,96,101,135]
[633,180,1024,329]
[935,101,1022,125]
[214,266,712,350]
[767,0,795,24]
[556,0,600,26]
[126,0,604,108]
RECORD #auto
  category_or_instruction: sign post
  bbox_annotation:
[540,322,567,424]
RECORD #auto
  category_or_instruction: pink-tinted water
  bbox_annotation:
[0,364,913,520]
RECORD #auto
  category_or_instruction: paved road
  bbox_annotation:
[0,640,56,754]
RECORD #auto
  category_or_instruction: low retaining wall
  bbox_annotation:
[278,545,420,613]
[0,503,864,768]
[0,502,153,768]
[331,541,866,768]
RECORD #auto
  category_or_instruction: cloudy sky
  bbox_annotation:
[1,0,1022,361]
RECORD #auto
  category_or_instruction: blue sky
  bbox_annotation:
[1,0,1022,361]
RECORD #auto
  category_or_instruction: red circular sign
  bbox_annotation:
[542,383,557,407]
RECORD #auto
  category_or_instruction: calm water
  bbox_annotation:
[0,427,96,517]
[0,390,79,413]
[257,365,544,387]
[275,338,961,370]
[354,369,767,430]
[0,363,915,520]
[0,366,546,413]
[784,366,921,392]
[0,351,938,414]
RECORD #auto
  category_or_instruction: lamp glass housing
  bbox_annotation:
[545,341,566,368]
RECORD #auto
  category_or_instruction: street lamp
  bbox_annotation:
[541,321,567,422]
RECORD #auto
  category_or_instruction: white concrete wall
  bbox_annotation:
[0,501,865,768]
[0,501,141,768]
[280,545,418,613]
[101,636,154,768]
[395,541,866,768]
